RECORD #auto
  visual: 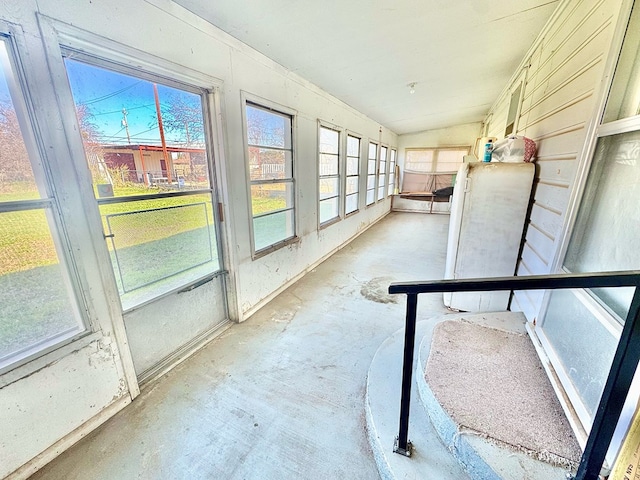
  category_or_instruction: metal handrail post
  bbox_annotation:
[394,293,418,456]
[575,286,640,479]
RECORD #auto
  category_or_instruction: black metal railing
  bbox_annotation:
[388,270,640,480]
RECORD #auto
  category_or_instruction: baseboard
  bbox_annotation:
[240,210,391,321]
[7,395,131,480]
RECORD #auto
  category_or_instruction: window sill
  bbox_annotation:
[252,236,300,260]
[319,216,341,230]
[0,331,102,388]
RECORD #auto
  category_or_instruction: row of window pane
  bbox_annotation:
[388,149,397,195]
[366,142,377,205]
[346,135,360,215]
[246,103,295,252]
[319,126,340,224]
[0,39,83,370]
[378,146,387,201]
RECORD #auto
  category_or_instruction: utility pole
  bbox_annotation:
[153,83,172,183]
[121,108,131,144]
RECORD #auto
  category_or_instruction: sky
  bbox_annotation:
[64,58,203,146]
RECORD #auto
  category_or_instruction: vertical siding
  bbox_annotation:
[489,0,621,320]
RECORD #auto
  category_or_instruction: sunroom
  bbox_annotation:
[1,0,640,479]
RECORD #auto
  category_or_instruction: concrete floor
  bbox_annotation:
[31,212,452,480]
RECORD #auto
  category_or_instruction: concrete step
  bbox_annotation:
[366,312,579,480]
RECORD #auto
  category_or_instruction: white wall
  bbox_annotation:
[393,122,481,213]
[483,0,624,321]
[0,0,395,477]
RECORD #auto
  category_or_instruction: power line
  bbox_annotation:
[92,103,154,116]
[80,81,143,106]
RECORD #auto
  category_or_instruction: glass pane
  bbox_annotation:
[391,149,397,163]
[368,159,376,175]
[543,289,618,417]
[64,57,210,198]
[347,136,360,157]
[564,131,640,318]
[319,153,338,176]
[436,149,468,172]
[319,197,339,224]
[98,194,219,309]
[0,41,41,202]
[366,189,375,205]
[346,156,359,175]
[406,149,434,172]
[379,160,386,176]
[368,143,377,159]
[346,177,359,195]
[380,146,387,161]
[248,147,292,180]
[345,193,358,214]
[603,2,640,123]
[319,127,339,154]
[253,209,294,251]
[251,182,294,215]
[319,177,339,200]
[0,209,82,367]
[367,175,376,189]
[246,104,291,149]
[388,174,396,195]
[377,185,385,200]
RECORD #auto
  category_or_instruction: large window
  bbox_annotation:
[245,102,295,253]
[345,134,361,215]
[377,145,387,200]
[388,148,397,195]
[63,54,221,310]
[318,125,340,225]
[366,142,377,205]
[1,38,84,371]
[404,147,469,173]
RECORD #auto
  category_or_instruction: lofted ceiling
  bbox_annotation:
[173,0,560,135]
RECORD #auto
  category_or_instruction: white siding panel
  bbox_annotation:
[535,127,585,157]
[521,242,549,275]
[524,222,556,262]
[529,203,564,238]
[536,156,579,184]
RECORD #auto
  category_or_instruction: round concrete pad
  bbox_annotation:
[425,319,582,465]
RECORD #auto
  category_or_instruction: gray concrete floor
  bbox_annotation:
[31,212,452,480]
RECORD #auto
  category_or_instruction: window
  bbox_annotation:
[504,83,523,136]
[404,147,469,173]
[388,148,397,195]
[345,134,361,215]
[245,101,295,253]
[1,37,84,371]
[318,125,340,225]
[63,54,221,309]
[366,142,377,205]
[377,146,387,200]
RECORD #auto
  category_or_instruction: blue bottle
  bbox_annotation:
[483,141,493,162]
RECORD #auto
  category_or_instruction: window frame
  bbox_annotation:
[403,146,471,174]
[388,148,397,196]
[0,28,89,374]
[241,93,297,258]
[377,144,388,201]
[366,141,378,206]
[59,48,225,311]
[318,121,342,227]
[344,131,362,216]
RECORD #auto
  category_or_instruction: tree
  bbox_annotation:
[0,99,34,192]
[160,93,205,146]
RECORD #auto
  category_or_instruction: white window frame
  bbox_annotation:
[318,121,341,227]
[366,141,378,206]
[388,148,397,196]
[377,144,388,201]
[344,132,362,216]
[0,27,88,375]
[241,93,297,257]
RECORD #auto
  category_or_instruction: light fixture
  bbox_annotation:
[408,82,416,94]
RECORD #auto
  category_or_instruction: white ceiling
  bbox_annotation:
[173,0,560,135]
